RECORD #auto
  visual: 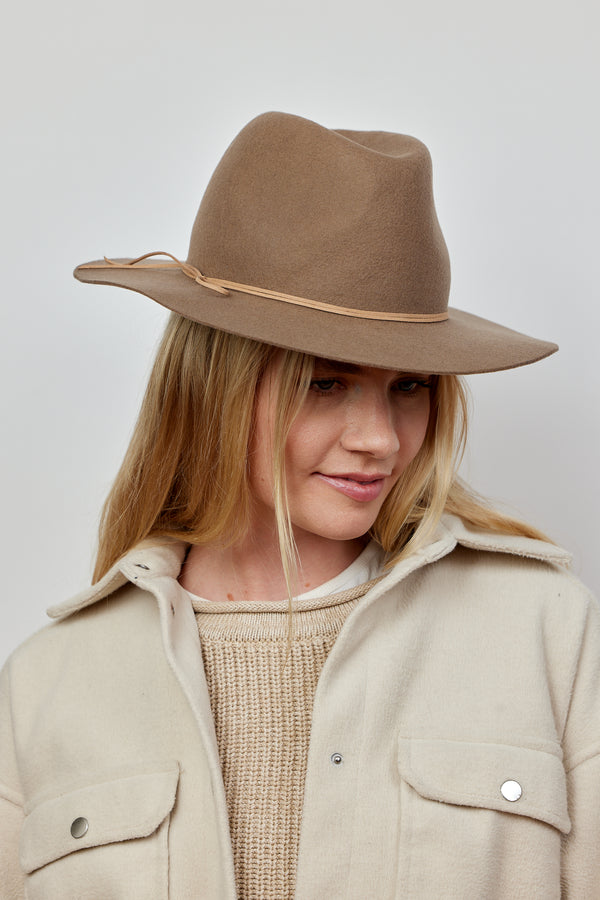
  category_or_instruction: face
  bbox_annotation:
[249,355,432,549]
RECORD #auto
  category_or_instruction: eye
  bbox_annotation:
[309,378,340,394]
[394,377,432,393]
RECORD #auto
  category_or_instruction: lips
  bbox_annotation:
[315,472,389,502]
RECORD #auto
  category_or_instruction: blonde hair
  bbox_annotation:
[93,314,550,584]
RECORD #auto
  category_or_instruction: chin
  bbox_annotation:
[298,516,379,544]
[318,531,369,545]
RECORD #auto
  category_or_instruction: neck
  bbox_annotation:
[178,525,366,603]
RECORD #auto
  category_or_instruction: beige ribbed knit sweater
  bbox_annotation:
[192,581,376,899]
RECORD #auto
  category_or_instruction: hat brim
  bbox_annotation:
[74,262,557,375]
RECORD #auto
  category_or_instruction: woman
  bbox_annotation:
[1,112,598,899]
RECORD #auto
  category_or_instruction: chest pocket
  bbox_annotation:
[397,738,570,899]
[20,762,179,900]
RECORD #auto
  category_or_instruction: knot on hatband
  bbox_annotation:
[103,251,231,295]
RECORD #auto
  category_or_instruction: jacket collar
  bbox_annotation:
[47,537,189,620]
[47,517,571,621]
[440,514,571,566]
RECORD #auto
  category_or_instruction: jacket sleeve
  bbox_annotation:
[0,660,26,899]
[560,589,600,896]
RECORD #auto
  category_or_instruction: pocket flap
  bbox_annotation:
[20,762,180,874]
[398,738,570,834]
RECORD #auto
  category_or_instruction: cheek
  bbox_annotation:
[397,398,431,463]
[285,410,337,467]
[284,430,318,478]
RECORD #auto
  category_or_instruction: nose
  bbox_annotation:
[340,390,401,459]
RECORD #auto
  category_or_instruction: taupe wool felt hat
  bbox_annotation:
[75,112,557,374]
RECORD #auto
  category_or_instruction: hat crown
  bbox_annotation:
[188,112,451,315]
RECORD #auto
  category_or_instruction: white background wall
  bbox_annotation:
[2,0,598,664]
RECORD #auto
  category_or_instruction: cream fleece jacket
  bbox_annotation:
[1,515,599,898]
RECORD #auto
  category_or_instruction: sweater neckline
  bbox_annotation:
[189,577,383,615]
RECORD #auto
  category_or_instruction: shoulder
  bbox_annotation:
[377,514,596,632]
[3,538,189,688]
[431,513,597,631]
[2,586,139,685]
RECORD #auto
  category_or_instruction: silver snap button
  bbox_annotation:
[500,780,522,802]
[70,817,89,839]
[330,752,343,766]
[134,563,150,570]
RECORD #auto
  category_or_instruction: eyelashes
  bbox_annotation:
[393,378,433,393]
[309,376,433,396]
[310,379,338,394]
